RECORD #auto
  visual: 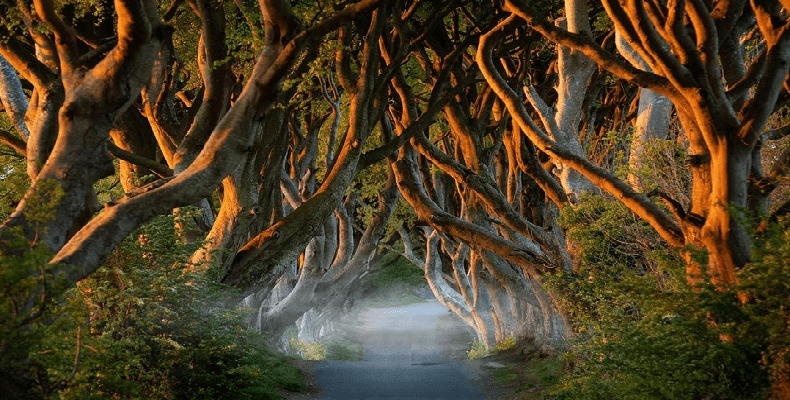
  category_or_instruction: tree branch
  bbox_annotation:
[0,53,30,140]
[739,22,790,144]
[393,145,555,273]
[0,129,27,155]
[727,47,767,103]
[0,36,55,89]
[477,17,684,246]
[91,0,160,94]
[173,0,231,172]
[108,143,173,178]
[32,0,80,73]
[503,0,676,98]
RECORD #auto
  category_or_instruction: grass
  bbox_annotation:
[512,350,566,400]
[494,366,518,384]
[325,338,363,361]
[468,333,518,359]
[289,335,364,361]
[471,337,567,400]
[524,355,563,388]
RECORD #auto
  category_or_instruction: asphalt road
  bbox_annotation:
[312,360,485,399]
[309,300,487,399]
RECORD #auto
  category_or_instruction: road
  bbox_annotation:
[299,300,493,399]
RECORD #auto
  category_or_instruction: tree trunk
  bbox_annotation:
[552,1,598,199]
[615,33,674,191]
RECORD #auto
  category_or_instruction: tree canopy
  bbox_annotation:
[1,0,789,398]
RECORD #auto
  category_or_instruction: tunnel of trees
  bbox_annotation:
[1,0,789,398]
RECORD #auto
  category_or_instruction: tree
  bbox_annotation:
[482,0,790,291]
[474,1,790,394]
[383,0,575,346]
[3,2,788,390]
[0,0,395,367]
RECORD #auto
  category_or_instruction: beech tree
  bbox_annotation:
[2,0,788,370]
[0,0,386,346]
[382,0,577,346]
[480,0,790,291]
[0,0,460,350]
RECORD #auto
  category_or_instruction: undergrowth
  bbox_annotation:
[468,332,518,360]
[1,208,305,399]
[540,195,789,400]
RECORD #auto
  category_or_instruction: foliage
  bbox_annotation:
[1,210,305,399]
[289,336,363,361]
[289,338,327,361]
[0,179,71,399]
[467,340,491,360]
[496,333,518,352]
[0,143,28,219]
[741,220,790,397]
[467,333,518,360]
[324,337,363,361]
[632,138,692,205]
[0,238,72,399]
[357,252,426,307]
[365,252,426,289]
[523,354,563,390]
[544,196,790,400]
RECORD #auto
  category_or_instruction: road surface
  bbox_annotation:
[294,300,494,399]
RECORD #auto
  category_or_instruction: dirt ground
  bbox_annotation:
[280,300,552,399]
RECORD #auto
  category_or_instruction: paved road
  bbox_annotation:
[309,301,487,399]
[312,360,485,399]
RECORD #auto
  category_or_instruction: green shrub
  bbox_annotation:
[495,333,517,352]
[288,335,363,361]
[2,210,305,399]
[363,252,426,290]
[467,340,491,360]
[546,195,787,400]
[467,333,517,359]
[325,338,363,361]
[289,338,327,360]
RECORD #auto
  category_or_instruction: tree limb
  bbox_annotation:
[0,129,26,155]
[739,22,790,144]
[477,17,685,246]
[32,0,80,73]
[504,0,677,98]
[107,143,173,178]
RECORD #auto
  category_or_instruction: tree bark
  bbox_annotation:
[615,33,674,191]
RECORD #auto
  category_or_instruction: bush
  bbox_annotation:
[2,210,305,399]
[467,340,491,360]
[288,335,363,361]
[289,338,327,361]
[467,333,517,360]
[546,196,788,399]
[325,338,363,361]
